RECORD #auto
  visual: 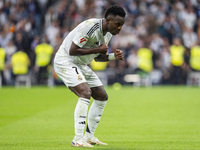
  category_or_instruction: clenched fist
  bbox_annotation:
[98,44,108,54]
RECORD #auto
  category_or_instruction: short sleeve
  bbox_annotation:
[73,23,91,48]
[73,21,99,48]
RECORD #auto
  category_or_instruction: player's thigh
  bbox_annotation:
[69,82,92,99]
[54,62,86,87]
[82,66,103,88]
[81,67,107,100]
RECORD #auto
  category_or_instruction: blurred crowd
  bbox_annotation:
[0,0,200,87]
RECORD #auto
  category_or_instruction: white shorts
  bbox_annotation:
[54,61,103,88]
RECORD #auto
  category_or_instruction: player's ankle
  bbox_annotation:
[83,132,94,140]
[73,135,83,141]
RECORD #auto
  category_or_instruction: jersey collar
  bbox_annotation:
[100,18,103,35]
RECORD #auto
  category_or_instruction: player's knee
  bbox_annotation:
[103,93,108,100]
[91,87,108,100]
[79,88,92,99]
[96,92,108,101]
[100,89,108,100]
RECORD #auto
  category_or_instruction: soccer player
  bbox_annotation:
[54,5,126,147]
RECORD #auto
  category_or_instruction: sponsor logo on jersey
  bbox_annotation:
[80,38,86,43]
[80,36,88,43]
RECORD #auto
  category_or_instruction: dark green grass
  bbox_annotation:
[0,86,200,150]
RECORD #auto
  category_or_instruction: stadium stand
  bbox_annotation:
[0,0,200,86]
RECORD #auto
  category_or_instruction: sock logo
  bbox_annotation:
[79,116,86,118]
[79,121,86,124]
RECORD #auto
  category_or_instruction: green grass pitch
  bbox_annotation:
[0,86,200,150]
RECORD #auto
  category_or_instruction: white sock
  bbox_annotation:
[84,100,107,139]
[73,97,90,141]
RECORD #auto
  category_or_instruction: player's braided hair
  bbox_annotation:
[104,5,126,19]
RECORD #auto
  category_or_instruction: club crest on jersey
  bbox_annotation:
[78,75,83,81]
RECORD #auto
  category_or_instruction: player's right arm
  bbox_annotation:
[69,42,108,56]
[69,21,108,56]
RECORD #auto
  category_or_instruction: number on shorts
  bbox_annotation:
[72,67,79,74]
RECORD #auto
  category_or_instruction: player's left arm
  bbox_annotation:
[94,49,124,62]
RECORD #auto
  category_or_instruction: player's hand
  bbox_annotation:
[114,49,124,60]
[98,44,108,54]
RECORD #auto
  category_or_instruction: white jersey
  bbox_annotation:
[54,18,112,65]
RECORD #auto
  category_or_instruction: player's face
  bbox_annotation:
[107,15,125,35]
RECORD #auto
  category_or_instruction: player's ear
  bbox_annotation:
[106,15,113,24]
[106,18,110,24]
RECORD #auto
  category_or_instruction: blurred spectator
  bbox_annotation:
[45,19,59,46]
[0,0,200,86]
[45,7,57,28]
[5,40,17,61]
[179,4,197,30]
[150,33,164,54]
[132,41,154,86]
[0,3,7,26]
[169,37,188,84]
[160,39,171,84]
[34,35,53,85]
[187,39,200,86]
[14,30,31,56]
[189,40,200,72]
[4,40,17,85]
[11,49,30,75]
[127,49,138,72]
[137,43,153,74]
[0,25,13,48]
[0,46,6,85]
[197,19,200,39]
[182,27,198,50]
[11,49,30,86]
